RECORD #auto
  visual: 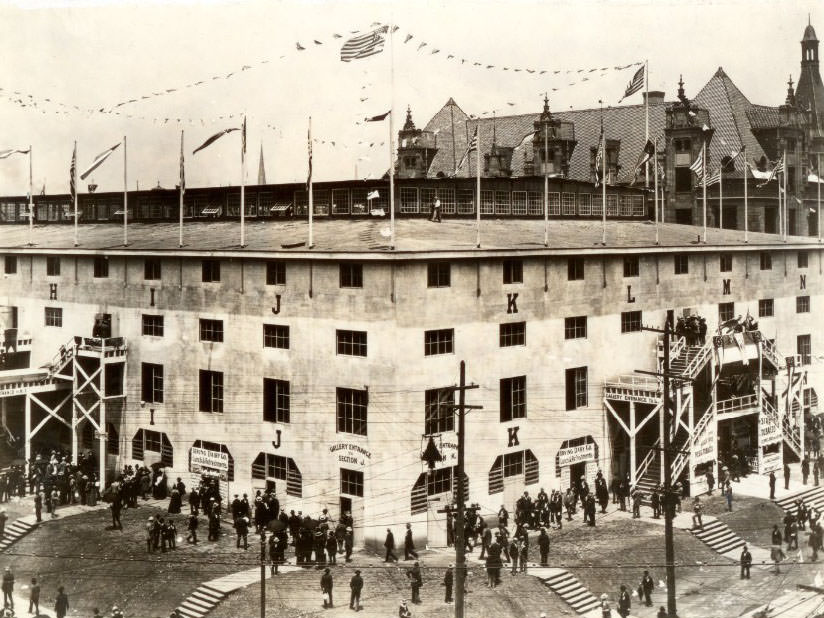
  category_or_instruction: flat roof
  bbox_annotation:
[0,219,819,259]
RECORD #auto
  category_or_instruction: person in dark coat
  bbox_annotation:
[443,564,453,602]
[168,486,182,514]
[640,570,654,607]
[320,568,334,608]
[28,577,39,615]
[740,545,752,578]
[404,523,418,560]
[54,586,69,618]
[803,458,810,485]
[2,567,13,610]
[769,471,777,500]
[617,584,631,617]
[385,529,398,562]
[408,562,423,603]
[349,570,363,611]
[326,530,338,565]
[235,515,249,550]
[784,463,791,490]
[186,512,198,544]
[344,527,354,562]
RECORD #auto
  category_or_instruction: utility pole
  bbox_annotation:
[260,530,266,618]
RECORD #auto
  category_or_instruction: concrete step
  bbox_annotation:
[542,569,600,615]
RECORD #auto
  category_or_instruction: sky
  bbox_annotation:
[0,0,818,195]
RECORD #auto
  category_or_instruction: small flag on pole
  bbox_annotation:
[193,127,239,155]
[689,148,704,180]
[179,134,185,195]
[756,155,784,188]
[0,148,30,160]
[705,168,722,186]
[456,126,479,174]
[80,142,121,180]
[367,190,380,200]
[632,139,655,184]
[306,125,312,191]
[69,145,76,202]
[594,132,604,188]
[619,66,645,102]
[364,111,391,122]
[340,26,389,62]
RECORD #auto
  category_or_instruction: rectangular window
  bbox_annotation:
[336,330,367,357]
[266,261,286,285]
[141,362,164,404]
[202,259,220,282]
[199,319,224,342]
[46,257,61,277]
[93,257,109,278]
[144,430,162,454]
[44,307,62,327]
[263,324,289,349]
[758,299,774,318]
[503,452,524,478]
[719,302,735,323]
[623,256,639,278]
[144,258,161,281]
[424,329,454,356]
[798,334,812,365]
[797,296,810,313]
[3,256,16,275]
[674,167,692,192]
[621,310,642,333]
[198,370,223,413]
[565,366,588,410]
[719,254,733,272]
[340,468,364,497]
[500,375,527,422]
[674,254,689,275]
[564,316,587,339]
[760,253,772,271]
[336,387,368,436]
[798,252,809,269]
[425,388,455,435]
[141,314,164,337]
[499,322,526,347]
[427,262,451,288]
[503,259,523,284]
[340,263,363,288]
[567,257,585,281]
[263,378,290,423]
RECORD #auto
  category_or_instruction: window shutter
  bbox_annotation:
[131,429,144,460]
[524,450,539,486]
[199,371,208,412]
[565,368,576,410]
[488,455,503,495]
[252,453,266,480]
[286,458,302,497]
[107,423,119,455]
[161,434,174,467]
[411,474,427,515]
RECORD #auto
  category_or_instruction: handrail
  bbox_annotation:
[681,340,713,379]
[45,337,77,376]
[604,374,661,390]
[636,437,661,483]
[762,338,782,368]
[671,403,714,483]
[717,394,758,415]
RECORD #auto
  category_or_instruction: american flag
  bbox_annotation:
[70,144,76,203]
[0,148,29,160]
[594,132,604,187]
[340,26,389,62]
[619,66,645,102]
[689,148,704,180]
[179,132,185,195]
[455,126,479,174]
[705,168,722,186]
[306,125,312,191]
[757,155,784,188]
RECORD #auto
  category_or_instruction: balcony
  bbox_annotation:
[604,374,661,404]
[716,393,759,419]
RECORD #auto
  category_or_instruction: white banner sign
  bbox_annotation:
[761,451,782,474]
[692,422,716,466]
[190,447,229,472]
[557,443,596,468]
[759,413,782,445]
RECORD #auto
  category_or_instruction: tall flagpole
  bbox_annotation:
[389,21,396,251]
[644,60,649,188]
[73,141,78,248]
[475,122,481,248]
[240,115,246,248]
[543,122,549,247]
[743,146,749,243]
[818,153,821,243]
[654,137,659,245]
[28,145,33,246]
[179,130,184,248]
[782,147,787,241]
[719,164,723,230]
[123,135,128,246]
[601,101,607,246]
[702,139,707,243]
[308,116,314,249]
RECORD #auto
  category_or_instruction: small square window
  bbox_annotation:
[503,452,524,478]
[340,468,364,497]
[499,322,526,347]
[760,253,772,271]
[93,257,109,278]
[623,256,639,278]
[424,329,454,356]
[336,388,368,436]
[46,257,61,277]
[141,314,164,337]
[144,258,161,281]
[621,310,642,333]
[427,262,451,288]
[3,256,16,275]
[199,319,224,342]
[798,252,809,269]
[797,296,810,313]
[719,302,735,323]
[202,260,221,283]
[44,307,62,327]
[564,316,587,339]
[674,254,689,275]
[263,324,289,349]
[567,257,585,281]
[503,260,524,284]
[758,299,774,318]
[266,261,286,285]
[340,263,363,288]
[336,330,368,356]
[719,254,732,272]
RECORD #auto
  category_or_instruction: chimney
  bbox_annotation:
[643,91,665,105]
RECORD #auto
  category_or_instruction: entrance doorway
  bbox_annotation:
[570,461,586,491]
[340,496,352,520]
[426,495,448,548]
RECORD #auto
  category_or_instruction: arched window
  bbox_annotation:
[410,466,468,515]
[251,452,302,497]
[131,429,173,467]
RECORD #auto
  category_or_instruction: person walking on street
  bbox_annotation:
[815,461,820,487]
[538,528,550,566]
[385,528,398,562]
[785,462,791,491]
[725,481,734,512]
[803,458,810,485]
[54,586,70,618]
[349,569,363,611]
[811,526,821,562]
[187,512,198,544]
[429,194,442,223]
[404,523,418,560]
[1,567,13,610]
[34,491,42,523]
[28,577,40,614]
[617,584,631,617]
[600,593,611,618]
[408,561,423,604]
[740,545,752,579]
[706,470,715,495]
[640,570,654,607]
[320,567,333,608]
[770,470,777,500]
[443,564,453,603]
[692,497,703,530]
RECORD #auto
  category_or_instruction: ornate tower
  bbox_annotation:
[529,95,577,177]
[795,20,824,152]
[395,107,438,179]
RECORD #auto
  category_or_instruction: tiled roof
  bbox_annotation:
[746,105,782,130]
[795,63,824,136]
[0,219,814,256]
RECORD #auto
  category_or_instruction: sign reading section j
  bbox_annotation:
[190,447,230,472]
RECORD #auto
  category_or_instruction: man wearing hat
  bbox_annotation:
[443,564,453,602]
[344,526,354,562]
[408,561,423,603]
[54,586,69,618]
[398,599,412,618]
[1,567,12,610]
[599,593,611,618]
[320,567,333,608]
[349,569,363,611]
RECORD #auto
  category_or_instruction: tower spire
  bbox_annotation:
[257,144,266,185]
